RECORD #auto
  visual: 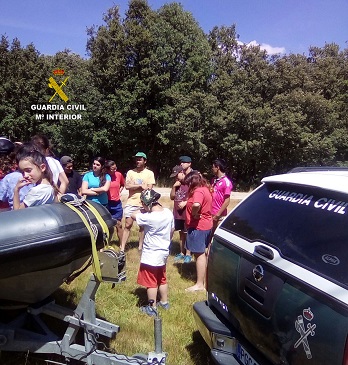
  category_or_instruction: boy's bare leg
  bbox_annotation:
[147,287,158,305]
[158,283,168,303]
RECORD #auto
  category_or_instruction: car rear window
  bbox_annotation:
[221,182,348,287]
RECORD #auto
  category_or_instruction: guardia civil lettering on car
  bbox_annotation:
[193,167,348,365]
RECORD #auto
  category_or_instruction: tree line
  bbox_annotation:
[0,0,347,189]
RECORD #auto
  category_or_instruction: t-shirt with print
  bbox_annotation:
[173,183,189,220]
[211,175,233,216]
[186,186,213,231]
[136,208,174,266]
[125,168,155,207]
[23,184,55,207]
[83,171,111,205]
[108,171,125,202]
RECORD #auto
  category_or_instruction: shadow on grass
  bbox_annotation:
[125,239,140,251]
[173,261,197,282]
[186,331,213,365]
[169,240,181,256]
[132,287,149,307]
[109,239,120,248]
[49,285,114,352]
[108,238,140,252]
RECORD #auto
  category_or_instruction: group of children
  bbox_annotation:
[0,138,170,317]
[0,137,58,210]
[1,138,232,317]
[132,157,232,316]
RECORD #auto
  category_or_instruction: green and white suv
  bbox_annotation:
[194,167,348,365]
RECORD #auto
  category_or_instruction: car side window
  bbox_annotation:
[221,183,348,288]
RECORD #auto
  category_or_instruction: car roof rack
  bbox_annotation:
[288,166,348,173]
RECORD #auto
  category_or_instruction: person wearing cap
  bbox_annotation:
[170,165,192,263]
[120,152,156,253]
[131,189,174,316]
[179,155,193,175]
[0,138,15,181]
[59,156,82,195]
[0,137,15,155]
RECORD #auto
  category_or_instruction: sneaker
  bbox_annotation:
[183,255,192,263]
[118,251,126,264]
[157,301,170,310]
[174,253,185,262]
[140,305,158,317]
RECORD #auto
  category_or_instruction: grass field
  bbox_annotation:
[0,197,241,365]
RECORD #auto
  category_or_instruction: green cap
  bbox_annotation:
[134,152,147,159]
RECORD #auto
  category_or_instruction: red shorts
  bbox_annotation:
[137,263,167,288]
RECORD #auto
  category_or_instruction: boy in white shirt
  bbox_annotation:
[132,189,174,316]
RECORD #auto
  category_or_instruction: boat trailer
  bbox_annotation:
[0,252,167,365]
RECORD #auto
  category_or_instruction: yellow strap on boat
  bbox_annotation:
[84,201,110,244]
[64,203,103,282]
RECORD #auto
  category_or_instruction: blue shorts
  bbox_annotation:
[107,200,123,221]
[185,228,211,254]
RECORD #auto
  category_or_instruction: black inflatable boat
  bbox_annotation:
[0,200,114,305]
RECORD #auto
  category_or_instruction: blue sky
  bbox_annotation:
[0,0,347,58]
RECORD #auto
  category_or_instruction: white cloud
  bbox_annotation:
[259,43,286,55]
[241,40,286,55]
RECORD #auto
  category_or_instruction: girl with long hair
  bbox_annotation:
[106,160,125,242]
[184,172,213,292]
[81,157,111,206]
[13,150,57,209]
[31,134,69,194]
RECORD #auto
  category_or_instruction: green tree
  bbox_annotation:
[88,1,213,176]
[35,50,106,165]
[0,37,50,141]
[207,28,279,186]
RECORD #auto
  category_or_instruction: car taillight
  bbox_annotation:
[343,336,348,365]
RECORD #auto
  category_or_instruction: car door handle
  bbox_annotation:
[254,245,274,260]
